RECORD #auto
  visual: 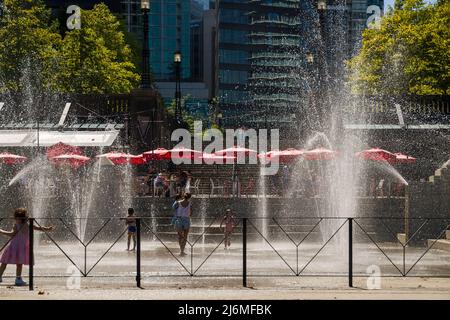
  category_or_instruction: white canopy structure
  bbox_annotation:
[0,130,120,147]
[344,124,450,130]
[0,102,123,147]
[345,104,450,130]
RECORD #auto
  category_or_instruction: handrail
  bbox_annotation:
[1,216,448,291]
[0,216,447,220]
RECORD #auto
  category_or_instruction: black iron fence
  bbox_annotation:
[0,216,449,291]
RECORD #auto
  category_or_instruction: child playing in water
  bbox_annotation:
[0,208,54,286]
[220,209,236,250]
[125,208,137,251]
[172,193,192,256]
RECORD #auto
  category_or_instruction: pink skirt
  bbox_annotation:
[0,232,30,265]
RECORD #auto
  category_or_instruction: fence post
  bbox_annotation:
[29,218,34,291]
[348,218,353,288]
[136,218,141,288]
[242,218,247,288]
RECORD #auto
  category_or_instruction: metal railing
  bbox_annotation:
[0,216,449,291]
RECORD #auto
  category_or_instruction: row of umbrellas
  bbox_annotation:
[0,144,417,169]
[261,147,416,164]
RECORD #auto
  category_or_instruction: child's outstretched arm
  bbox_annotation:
[0,228,15,237]
[33,225,54,232]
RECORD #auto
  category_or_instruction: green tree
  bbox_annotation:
[57,3,140,94]
[347,0,450,95]
[0,0,61,92]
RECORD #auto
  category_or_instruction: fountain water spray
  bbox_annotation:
[258,164,269,243]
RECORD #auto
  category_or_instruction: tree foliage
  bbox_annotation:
[347,0,450,95]
[0,1,141,94]
[56,3,140,94]
[0,0,61,92]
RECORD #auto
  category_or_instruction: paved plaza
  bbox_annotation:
[1,238,449,299]
[1,276,450,300]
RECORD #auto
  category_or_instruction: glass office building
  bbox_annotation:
[148,0,191,80]
[216,0,311,125]
[216,1,251,120]
[349,0,384,54]
[247,0,306,125]
[215,0,383,127]
[120,0,192,81]
[190,0,204,81]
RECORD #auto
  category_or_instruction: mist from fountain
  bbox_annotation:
[62,168,86,241]
[150,203,157,241]
[121,163,133,210]
[258,165,269,241]
[9,155,57,243]
[370,161,409,186]
[198,197,208,248]
[271,0,412,255]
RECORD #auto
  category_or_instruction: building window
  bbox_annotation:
[220,90,249,104]
[219,70,248,84]
[220,9,248,24]
[219,29,248,43]
[219,49,248,64]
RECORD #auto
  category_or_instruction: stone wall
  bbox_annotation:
[406,159,450,244]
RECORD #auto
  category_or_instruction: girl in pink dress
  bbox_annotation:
[0,208,54,286]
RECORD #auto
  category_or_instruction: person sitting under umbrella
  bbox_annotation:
[154,170,168,197]
[177,170,189,194]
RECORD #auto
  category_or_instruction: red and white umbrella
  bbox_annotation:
[201,153,236,164]
[394,153,416,164]
[46,142,82,160]
[96,152,146,165]
[50,154,90,169]
[303,148,338,160]
[131,154,147,165]
[142,148,171,161]
[258,148,304,164]
[355,148,397,163]
[215,146,258,157]
[0,153,27,165]
[169,147,203,160]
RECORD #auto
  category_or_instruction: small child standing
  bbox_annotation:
[220,209,236,250]
[125,208,137,251]
[0,208,54,286]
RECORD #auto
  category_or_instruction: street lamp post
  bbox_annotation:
[36,117,40,150]
[305,51,317,136]
[317,0,327,82]
[174,51,182,123]
[317,0,327,129]
[124,113,130,149]
[139,0,150,155]
[317,0,327,11]
[216,111,223,127]
[141,0,151,89]
[211,97,222,127]
[306,52,314,65]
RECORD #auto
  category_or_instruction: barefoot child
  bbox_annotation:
[0,208,54,286]
[171,193,192,256]
[220,209,236,250]
[125,208,137,251]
